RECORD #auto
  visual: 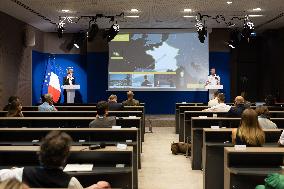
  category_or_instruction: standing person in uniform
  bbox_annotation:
[205,68,220,86]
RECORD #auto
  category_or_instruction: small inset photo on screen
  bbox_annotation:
[132,74,154,88]
[154,74,176,88]
[109,74,132,89]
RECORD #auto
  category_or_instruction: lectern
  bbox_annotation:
[205,85,223,100]
[63,85,80,103]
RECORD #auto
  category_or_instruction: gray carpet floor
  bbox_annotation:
[138,127,203,189]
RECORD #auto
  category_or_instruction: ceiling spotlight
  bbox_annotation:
[242,15,255,42]
[252,8,262,11]
[195,20,207,43]
[74,43,80,49]
[184,9,192,12]
[57,26,64,38]
[87,23,99,42]
[103,24,120,42]
[227,1,233,4]
[228,30,240,49]
[67,32,86,50]
[131,9,139,12]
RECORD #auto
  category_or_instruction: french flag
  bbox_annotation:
[42,56,61,103]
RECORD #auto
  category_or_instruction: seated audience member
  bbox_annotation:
[38,94,57,111]
[122,91,140,106]
[3,96,20,111]
[0,131,110,189]
[89,101,116,128]
[279,130,284,146]
[0,179,29,189]
[208,91,219,107]
[6,101,23,117]
[227,96,246,117]
[203,93,231,112]
[264,94,276,106]
[108,94,123,111]
[240,92,252,108]
[232,109,265,146]
[255,105,277,129]
[255,173,284,189]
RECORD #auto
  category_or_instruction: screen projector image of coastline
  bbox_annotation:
[108,31,209,91]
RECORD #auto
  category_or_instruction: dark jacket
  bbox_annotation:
[89,116,116,128]
[23,167,71,188]
[227,104,246,117]
[63,76,75,85]
[108,102,123,111]
[122,99,140,106]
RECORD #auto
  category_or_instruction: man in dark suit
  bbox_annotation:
[108,94,123,111]
[227,96,246,117]
[89,101,116,128]
[63,69,76,103]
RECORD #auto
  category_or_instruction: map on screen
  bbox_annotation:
[108,31,209,91]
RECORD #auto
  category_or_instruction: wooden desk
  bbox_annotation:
[0,128,139,188]
[203,128,282,189]
[0,146,134,189]
[191,117,284,170]
[224,147,284,189]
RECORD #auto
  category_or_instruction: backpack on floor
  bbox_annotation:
[171,142,191,155]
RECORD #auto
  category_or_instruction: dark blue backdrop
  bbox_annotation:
[32,51,87,105]
[32,51,230,114]
[87,52,231,114]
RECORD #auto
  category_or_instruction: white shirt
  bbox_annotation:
[206,74,220,86]
[279,130,284,145]
[0,168,84,189]
[208,98,219,107]
[204,103,231,112]
[258,117,278,129]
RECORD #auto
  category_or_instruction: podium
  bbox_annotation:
[63,85,80,103]
[205,85,223,100]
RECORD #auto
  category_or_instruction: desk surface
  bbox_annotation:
[0,146,133,152]
[229,167,284,176]
[0,128,138,131]
[0,117,141,120]
[203,128,283,132]
[225,147,284,153]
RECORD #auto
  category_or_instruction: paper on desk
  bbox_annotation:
[63,164,93,172]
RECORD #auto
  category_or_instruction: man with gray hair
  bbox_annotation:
[38,94,57,111]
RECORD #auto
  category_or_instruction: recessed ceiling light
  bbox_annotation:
[61,9,70,13]
[184,9,192,12]
[252,8,262,11]
[227,1,233,4]
[125,15,140,18]
[183,15,196,18]
[131,9,139,12]
[248,14,263,17]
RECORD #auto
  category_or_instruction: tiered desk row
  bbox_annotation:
[0,105,146,189]
[175,103,284,189]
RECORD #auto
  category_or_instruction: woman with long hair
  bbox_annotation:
[232,109,265,146]
[6,101,23,117]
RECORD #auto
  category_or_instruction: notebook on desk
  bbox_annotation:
[63,164,93,172]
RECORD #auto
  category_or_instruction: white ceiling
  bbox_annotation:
[0,0,284,32]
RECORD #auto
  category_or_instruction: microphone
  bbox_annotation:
[89,142,106,150]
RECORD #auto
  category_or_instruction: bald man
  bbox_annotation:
[227,96,246,117]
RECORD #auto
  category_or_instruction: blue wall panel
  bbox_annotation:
[32,51,87,105]
[32,51,230,114]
